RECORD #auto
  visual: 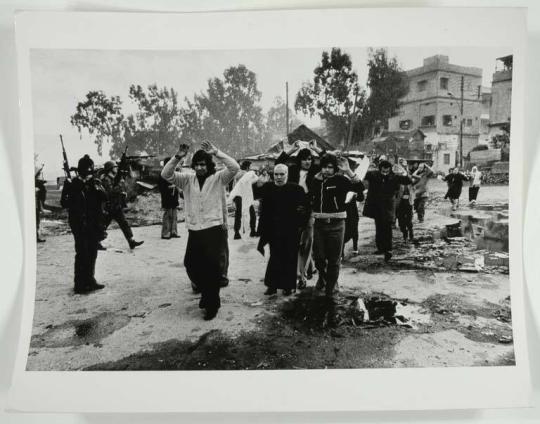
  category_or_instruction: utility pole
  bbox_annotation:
[459,75,464,168]
[285,82,290,138]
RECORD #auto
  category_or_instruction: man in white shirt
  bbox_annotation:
[161,141,240,320]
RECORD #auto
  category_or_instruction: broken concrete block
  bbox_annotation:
[353,298,370,323]
[445,222,463,238]
[484,252,510,267]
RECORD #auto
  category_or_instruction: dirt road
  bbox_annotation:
[28,182,514,370]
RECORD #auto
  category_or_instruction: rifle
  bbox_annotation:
[114,144,130,185]
[60,135,74,179]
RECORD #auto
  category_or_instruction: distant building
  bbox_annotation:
[388,55,484,172]
[479,87,492,145]
[488,55,512,142]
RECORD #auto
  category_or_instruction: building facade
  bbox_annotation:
[488,55,512,143]
[388,55,483,173]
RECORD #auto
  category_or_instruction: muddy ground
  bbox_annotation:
[28,181,514,370]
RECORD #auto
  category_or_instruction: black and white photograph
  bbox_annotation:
[7,8,531,414]
[28,45,515,371]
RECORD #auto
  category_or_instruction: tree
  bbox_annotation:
[124,84,184,157]
[72,65,265,160]
[70,91,125,156]
[183,65,265,158]
[364,48,408,137]
[72,86,189,158]
[263,96,302,147]
[295,48,365,146]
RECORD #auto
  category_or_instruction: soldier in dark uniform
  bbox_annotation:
[60,155,108,294]
[99,160,143,250]
[35,166,47,243]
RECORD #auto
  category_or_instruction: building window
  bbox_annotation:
[477,85,481,99]
[425,144,432,152]
[466,118,473,126]
[440,77,449,90]
[442,115,453,126]
[444,153,451,165]
[399,119,411,130]
[417,80,427,91]
[421,115,435,127]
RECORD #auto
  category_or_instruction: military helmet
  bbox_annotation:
[104,160,117,172]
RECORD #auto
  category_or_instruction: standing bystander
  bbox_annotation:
[158,157,180,239]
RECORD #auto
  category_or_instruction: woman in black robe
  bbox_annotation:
[257,164,307,296]
[443,167,470,211]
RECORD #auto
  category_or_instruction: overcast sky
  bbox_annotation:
[31,46,510,180]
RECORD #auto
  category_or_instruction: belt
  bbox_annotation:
[314,217,345,224]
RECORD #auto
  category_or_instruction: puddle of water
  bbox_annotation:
[30,312,131,348]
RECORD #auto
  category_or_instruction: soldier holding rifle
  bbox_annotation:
[99,148,143,250]
[60,146,108,294]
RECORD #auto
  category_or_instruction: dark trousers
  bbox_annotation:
[104,209,133,242]
[36,208,41,238]
[233,197,256,234]
[184,225,228,311]
[469,186,480,201]
[220,228,229,286]
[313,219,345,298]
[396,200,414,239]
[72,230,99,290]
[265,231,300,290]
[374,217,393,253]
[161,208,178,238]
[413,197,426,220]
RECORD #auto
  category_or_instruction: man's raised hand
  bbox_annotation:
[176,143,190,159]
[201,140,218,155]
[337,155,351,172]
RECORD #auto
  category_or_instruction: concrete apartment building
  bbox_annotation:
[488,55,512,141]
[388,55,483,172]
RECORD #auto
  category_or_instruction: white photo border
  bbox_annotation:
[9,7,530,413]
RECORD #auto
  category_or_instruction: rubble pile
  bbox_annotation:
[482,172,509,185]
[281,289,423,330]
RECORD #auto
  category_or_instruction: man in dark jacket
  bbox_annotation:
[275,140,322,289]
[100,161,143,250]
[310,153,360,326]
[61,155,108,294]
[159,157,180,239]
[363,160,413,262]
